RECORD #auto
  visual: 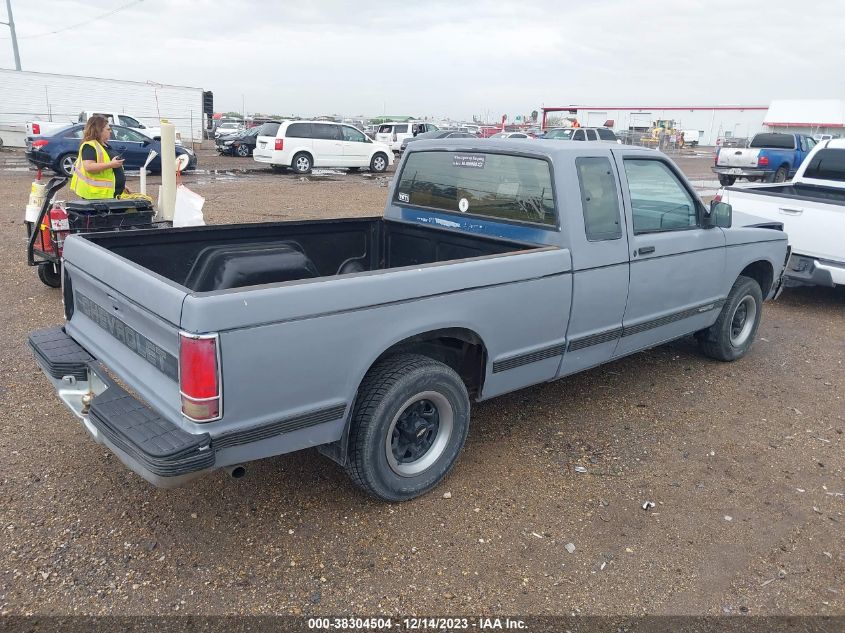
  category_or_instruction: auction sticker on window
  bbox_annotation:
[453,153,486,168]
[458,198,469,212]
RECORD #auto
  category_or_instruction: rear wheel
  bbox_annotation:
[697,276,763,361]
[37,262,61,288]
[773,166,788,182]
[291,152,312,174]
[370,152,389,173]
[345,354,470,501]
[57,153,76,177]
[718,175,736,187]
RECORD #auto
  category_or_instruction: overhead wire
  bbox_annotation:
[0,0,143,40]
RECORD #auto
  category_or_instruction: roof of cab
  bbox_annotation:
[405,138,658,160]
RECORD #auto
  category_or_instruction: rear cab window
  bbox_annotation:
[394,151,557,227]
[750,134,795,149]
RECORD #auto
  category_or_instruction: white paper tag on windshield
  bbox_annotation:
[458,198,469,213]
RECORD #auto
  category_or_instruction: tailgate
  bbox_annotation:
[718,148,760,167]
[62,235,188,423]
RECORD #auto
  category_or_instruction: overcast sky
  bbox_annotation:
[2,0,843,121]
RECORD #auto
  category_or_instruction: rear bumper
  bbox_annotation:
[712,167,769,178]
[783,253,845,288]
[28,327,214,487]
[25,149,54,170]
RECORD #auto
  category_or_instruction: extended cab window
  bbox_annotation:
[576,157,622,241]
[572,130,586,141]
[624,159,698,233]
[586,130,598,141]
[597,128,616,141]
[802,149,845,181]
[395,151,556,226]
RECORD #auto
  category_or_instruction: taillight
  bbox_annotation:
[179,333,222,422]
[32,139,49,148]
[274,138,284,150]
[32,123,40,135]
[758,156,769,166]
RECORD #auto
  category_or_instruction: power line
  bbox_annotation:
[0,0,143,40]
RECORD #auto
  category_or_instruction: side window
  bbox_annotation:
[312,123,342,140]
[585,130,598,141]
[575,157,622,241]
[113,127,145,142]
[286,123,312,138]
[394,124,409,134]
[623,159,698,234]
[573,129,586,141]
[806,136,816,150]
[120,116,141,128]
[799,137,807,152]
[597,128,616,141]
[341,125,366,142]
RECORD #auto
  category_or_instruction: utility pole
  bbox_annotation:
[1,0,21,70]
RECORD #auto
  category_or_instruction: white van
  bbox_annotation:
[253,120,394,173]
[375,121,438,153]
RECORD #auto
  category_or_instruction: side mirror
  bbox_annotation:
[141,139,150,146]
[704,200,732,228]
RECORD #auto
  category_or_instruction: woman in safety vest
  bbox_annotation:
[70,115,128,199]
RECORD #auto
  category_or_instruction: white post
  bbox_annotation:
[159,121,176,221]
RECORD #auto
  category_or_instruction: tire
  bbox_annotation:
[37,262,62,288]
[718,175,736,187]
[235,144,250,157]
[291,152,312,174]
[773,166,788,183]
[57,153,76,177]
[346,354,470,502]
[370,152,389,173]
[697,276,763,362]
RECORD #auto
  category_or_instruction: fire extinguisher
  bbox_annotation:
[39,204,70,257]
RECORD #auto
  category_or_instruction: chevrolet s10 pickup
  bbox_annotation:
[29,140,789,501]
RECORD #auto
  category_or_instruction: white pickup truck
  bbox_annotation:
[718,138,845,287]
[27,110,176,143]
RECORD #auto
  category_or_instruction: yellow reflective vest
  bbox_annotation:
[70,140,115,199]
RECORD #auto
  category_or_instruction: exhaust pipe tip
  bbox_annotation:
[225,464,246,479]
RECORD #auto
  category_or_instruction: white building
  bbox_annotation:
[0,69,204,147]
[541,105,768,146]
[764,99,845,137]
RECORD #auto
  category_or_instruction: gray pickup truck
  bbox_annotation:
[29,140,789,501]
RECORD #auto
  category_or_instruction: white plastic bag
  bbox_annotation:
[173,184,206,227]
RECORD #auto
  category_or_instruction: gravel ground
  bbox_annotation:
[0,144,842,618]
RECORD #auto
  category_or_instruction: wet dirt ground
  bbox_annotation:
[0,143,842,618]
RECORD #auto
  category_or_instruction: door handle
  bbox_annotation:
[778,207,803,215]
[638,246,656,255]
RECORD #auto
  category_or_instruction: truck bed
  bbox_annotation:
[81,217,536,292]
[727,182,845,207]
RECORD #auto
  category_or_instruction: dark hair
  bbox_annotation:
[82,115,109,143]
